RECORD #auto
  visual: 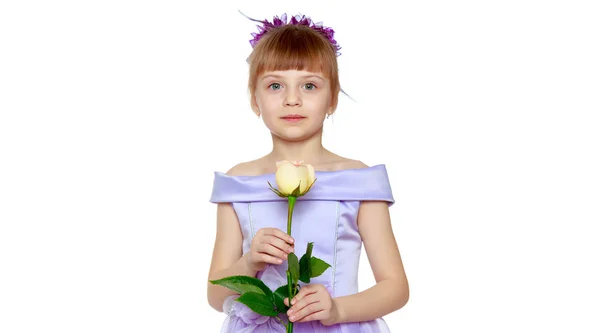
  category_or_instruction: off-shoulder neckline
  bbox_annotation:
[214,163,387,179]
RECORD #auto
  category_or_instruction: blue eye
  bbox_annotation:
[269,83,282,90]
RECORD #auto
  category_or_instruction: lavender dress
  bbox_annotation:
[209,164,395,332]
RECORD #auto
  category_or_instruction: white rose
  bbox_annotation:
[269,160,316,197]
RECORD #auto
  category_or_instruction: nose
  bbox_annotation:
[283,88,301,107]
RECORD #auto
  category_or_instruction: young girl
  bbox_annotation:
[207,13,409,332]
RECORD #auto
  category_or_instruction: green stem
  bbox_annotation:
[286,270,293,332]
[286,271,292,310]
[275,315,286,328]
[287,196,297,235]
[286,196,297,333]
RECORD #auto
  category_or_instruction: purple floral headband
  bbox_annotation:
[239,11,342,56]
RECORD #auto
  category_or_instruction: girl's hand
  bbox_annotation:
[284,284,342,326]
[245,227,294,272]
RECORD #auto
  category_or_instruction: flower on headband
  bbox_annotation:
[239,11,341,56]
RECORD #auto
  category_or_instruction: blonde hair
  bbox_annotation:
[247,24,340,111]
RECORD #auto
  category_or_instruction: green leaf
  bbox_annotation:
[299,257,310,283]
[236,292,278,317]
[310,257,331,278]
[288,252,300,285]
[209,275,273,297]
[273,284,289,313]
[304,242,314,258]
[299,242,314,283]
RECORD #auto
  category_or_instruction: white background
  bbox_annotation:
[1,0,599,332]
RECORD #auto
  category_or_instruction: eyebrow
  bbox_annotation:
[261,74,325,81]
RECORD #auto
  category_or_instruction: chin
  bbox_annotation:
[272,128,321,142]
[272,132,307,142]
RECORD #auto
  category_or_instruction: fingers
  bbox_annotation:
[257,228,294,259]
[261,235,294,254]
[288,293,321,322]
[257,242,288,262]
[251,228,295,267]
[284,283,312,307]
[257,252,284,265]
[260,228,295,246]
[296,311,326,323]
[287,285,331,323]
[290,284,317,305]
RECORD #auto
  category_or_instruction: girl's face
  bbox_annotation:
[252,69,333,141]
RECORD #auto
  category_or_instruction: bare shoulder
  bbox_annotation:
[225,162,254,176]
[225,158,271,177]
[344,159,369,169]
[331,157,369,171]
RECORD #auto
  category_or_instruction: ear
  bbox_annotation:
[250,94,260,115]
[328,100,338,116]
[328,90,339,115]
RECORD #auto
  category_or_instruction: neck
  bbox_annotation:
[266,127,329,166]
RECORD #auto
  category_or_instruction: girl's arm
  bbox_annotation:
[334,200,410,324]
[206,201,258,312]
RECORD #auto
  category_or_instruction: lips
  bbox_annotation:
[281,114,305,120]
[281,114,305,123]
